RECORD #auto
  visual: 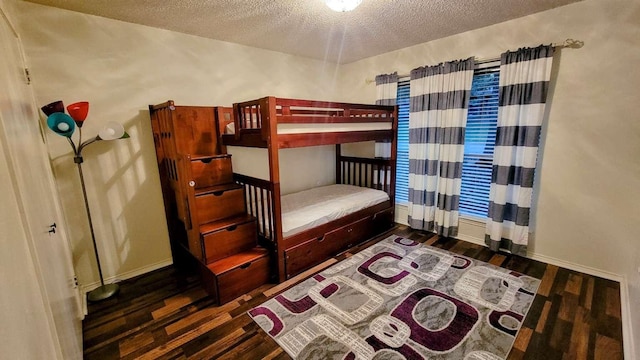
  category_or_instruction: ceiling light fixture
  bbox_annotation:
[325,0,362,12]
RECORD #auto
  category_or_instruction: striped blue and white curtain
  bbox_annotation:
[407,58,474,237]
[485,45,555,255]
[375,72,398,158]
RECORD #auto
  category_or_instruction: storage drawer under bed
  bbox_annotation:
[284,215,375,278]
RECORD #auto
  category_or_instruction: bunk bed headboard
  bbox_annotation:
[336,153,395,201]
[222,96,398,148]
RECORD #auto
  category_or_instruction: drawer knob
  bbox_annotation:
[227,225,237,231]
[239,262,252,269]
[189,180,195,187]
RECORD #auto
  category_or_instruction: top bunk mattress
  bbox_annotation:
[224,121,392,135]
[281,184,390,238]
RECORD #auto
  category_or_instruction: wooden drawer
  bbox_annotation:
[284,235,339,279]
[202,219,257,264]
[190,155,233,188]
[284,215,379,278]
[324,215,372,250]
[217,255,269,304]
[195,186,245,224]
[372,208,394,233]
[205,249,270,304]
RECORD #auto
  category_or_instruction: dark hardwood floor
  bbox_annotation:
[83,225,624,359]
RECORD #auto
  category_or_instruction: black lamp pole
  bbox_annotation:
[68,135,119,302]
[67,132,119,302]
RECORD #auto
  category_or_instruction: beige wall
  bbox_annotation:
[15,1,341,289]
[338,0,640,355]
[14,0,639,356]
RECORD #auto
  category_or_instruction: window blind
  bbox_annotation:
[459,66,500,218]
[395,80,410,203]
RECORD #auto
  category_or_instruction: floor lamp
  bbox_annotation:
[41,100,129,302]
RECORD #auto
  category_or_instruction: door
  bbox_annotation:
[0,4,83,360]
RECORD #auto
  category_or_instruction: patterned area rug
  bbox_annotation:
[249,235,540,359]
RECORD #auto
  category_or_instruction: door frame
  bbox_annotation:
[0,2,83,358]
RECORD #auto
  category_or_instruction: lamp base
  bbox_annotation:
[87,283,119,302]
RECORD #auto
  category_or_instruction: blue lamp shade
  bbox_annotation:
[47,112,76,138]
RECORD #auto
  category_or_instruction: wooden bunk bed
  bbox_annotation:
[220,96,398,282]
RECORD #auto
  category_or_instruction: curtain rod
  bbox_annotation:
[366,38,584,84]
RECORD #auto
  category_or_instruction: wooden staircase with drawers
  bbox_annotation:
[148,101,269,305]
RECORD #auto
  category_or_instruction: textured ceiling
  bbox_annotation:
[24,0,581,64]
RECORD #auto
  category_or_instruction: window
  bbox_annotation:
[394,63,500,218]
[395,80,410,203]
[459,64,499,218]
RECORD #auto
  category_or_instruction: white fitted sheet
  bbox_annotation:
[280,184,389,237]
[224,121,392,135]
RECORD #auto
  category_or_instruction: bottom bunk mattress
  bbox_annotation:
[280,184,389,238]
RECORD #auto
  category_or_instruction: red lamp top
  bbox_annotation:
[66,101,89,126]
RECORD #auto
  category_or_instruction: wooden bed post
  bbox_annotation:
[264,97,286,282]
[335,144,342,184]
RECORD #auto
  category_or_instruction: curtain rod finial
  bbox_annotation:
[562,38,584,49]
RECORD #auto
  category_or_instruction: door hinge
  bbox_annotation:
[72,275,78,289]
[24,68,31,84]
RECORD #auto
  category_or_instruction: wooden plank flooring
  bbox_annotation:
[83,225,624,359]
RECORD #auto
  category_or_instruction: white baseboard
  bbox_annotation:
[527,252,622,282]
[530,249,636,359]
[454,232,484,245]
[454,215,623,282]
[619,275,636,360]
[80,258,173,315]
[453,231,634,359]
[457,231,625,283]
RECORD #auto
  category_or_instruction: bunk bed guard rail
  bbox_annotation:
[233,154,394,247]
